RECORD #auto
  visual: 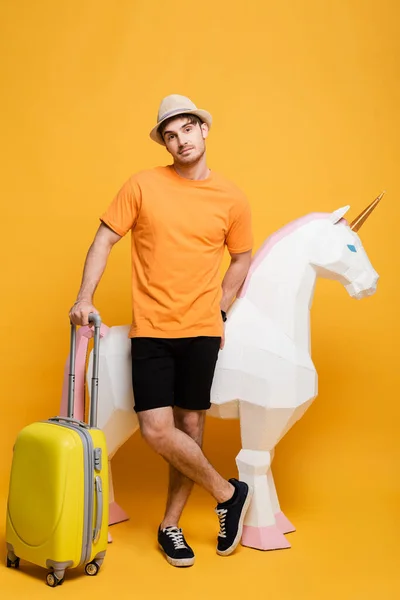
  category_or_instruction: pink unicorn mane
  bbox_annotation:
[238,212,330,298]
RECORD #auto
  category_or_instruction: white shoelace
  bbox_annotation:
[215,508,227,538]
[163,527,187,550]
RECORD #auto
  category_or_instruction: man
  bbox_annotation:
[69,94,253,567]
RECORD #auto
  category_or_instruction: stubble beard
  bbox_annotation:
[175,144,205,167]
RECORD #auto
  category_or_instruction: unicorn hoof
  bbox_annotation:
[275,511,296,534]
[109,501,129,526]
[241,525,291,551]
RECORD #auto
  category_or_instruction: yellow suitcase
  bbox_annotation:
[5,314,109,587]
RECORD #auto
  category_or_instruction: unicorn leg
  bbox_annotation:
[236,401,293,550]
[236,449,291,550]
[108,459,129,534]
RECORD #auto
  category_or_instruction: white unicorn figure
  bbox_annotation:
[61,193,383,550]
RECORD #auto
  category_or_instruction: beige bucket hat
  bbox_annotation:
[149,94,212,146]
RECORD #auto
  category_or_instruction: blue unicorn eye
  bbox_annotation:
[347,244,357,253]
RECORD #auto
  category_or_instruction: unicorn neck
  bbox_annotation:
[240,226,318,351]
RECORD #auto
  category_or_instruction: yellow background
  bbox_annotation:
[0,0,399,598]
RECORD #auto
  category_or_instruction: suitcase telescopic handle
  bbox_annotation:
[68,312,101,428]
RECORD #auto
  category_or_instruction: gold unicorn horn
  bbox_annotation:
[350,191,386,232]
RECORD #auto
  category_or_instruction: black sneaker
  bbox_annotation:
[215,478,252,556]
[158,526,195,567]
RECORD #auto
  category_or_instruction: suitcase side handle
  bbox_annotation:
[93,476,103,544]
[68,312,101,428]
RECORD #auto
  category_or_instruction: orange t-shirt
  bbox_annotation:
[100,165,253,338]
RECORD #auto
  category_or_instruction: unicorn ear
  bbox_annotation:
[330,205,350,224]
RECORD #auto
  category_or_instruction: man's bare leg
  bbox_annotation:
[138,406,234,506]
[161,407,205,528]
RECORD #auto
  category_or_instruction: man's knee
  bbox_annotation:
[138,408,174,452]
[174,408,205,442]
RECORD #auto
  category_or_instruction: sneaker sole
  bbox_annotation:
[216,485,253,557]
[158,544,195,567]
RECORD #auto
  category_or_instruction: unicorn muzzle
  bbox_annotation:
[345,270,379,299]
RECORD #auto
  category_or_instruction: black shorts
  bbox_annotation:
[131,336,221,413]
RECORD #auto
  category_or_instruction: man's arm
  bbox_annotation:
[219,249,252,349]
[69,223,122,326]
[220,249,252,313]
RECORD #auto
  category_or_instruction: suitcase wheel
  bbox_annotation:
[46,572,65,587]
[6,555,20,569]
[85,561,100,576]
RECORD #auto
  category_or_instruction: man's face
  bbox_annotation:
[162,117,208,165]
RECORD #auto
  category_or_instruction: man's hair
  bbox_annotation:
[158,113,203,140]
